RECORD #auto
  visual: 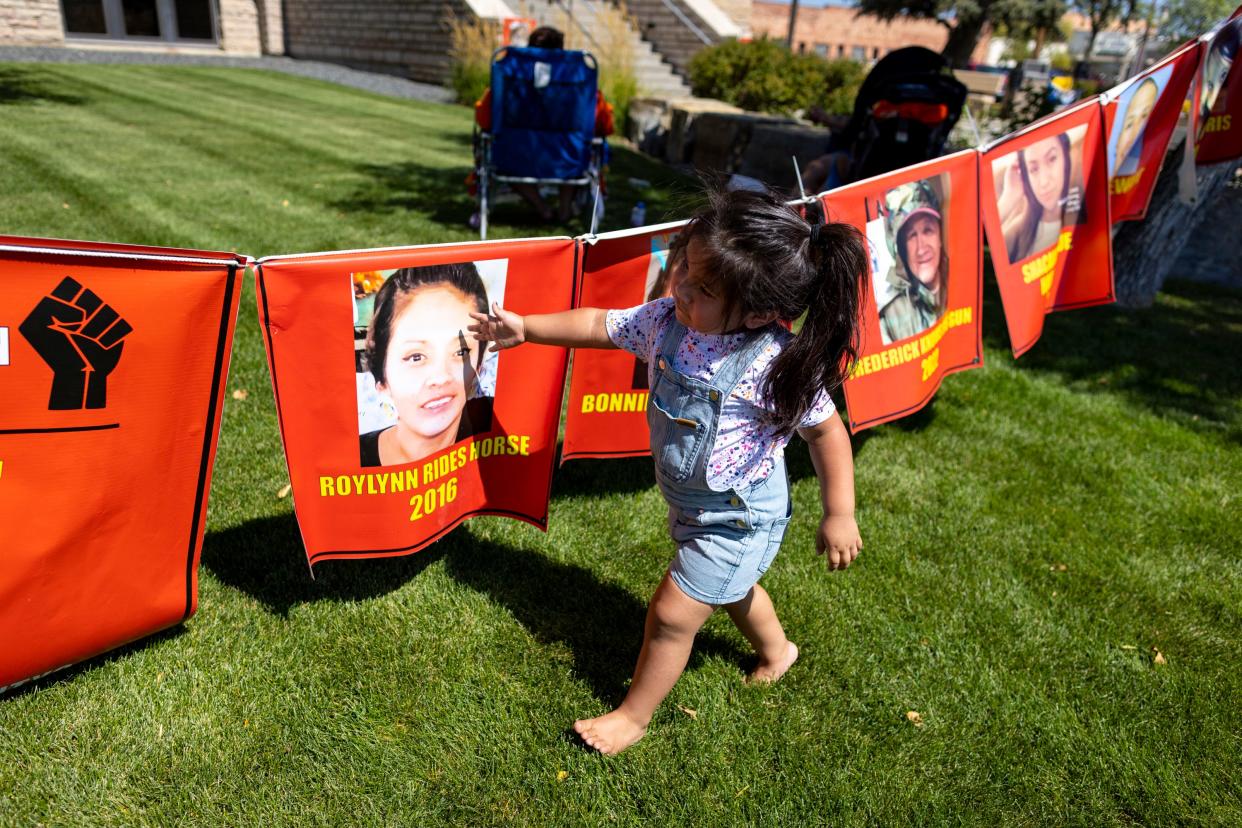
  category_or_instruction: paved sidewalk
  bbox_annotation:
[0,46,454,104]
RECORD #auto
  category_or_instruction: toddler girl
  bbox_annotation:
[470,189,867,754]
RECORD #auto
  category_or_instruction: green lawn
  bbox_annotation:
[1,64,1240,826]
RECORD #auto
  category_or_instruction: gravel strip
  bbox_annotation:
[0,46,455,104]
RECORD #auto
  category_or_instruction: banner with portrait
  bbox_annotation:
[562,222,687,461]
[823,150,984,433]
[981,100,1113,357]
[1195,7,1242,164]
[257,238,576,566]
[0,236,245,690]
[1103,40,1202,221]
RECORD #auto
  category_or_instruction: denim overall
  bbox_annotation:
[648,320,793,606]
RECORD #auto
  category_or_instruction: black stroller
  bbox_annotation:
[835,47,968,184]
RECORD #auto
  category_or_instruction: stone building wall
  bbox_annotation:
[219,0,263,54]
[282,0,473,83]
[0,0,65,46]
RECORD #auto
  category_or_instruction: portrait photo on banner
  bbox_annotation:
[631,229,681,389]
[352,259,507,468]
[1199,14,1241,134]
[1109,63,1173,180]
[866,173,951,347]
[991,124,1089,266]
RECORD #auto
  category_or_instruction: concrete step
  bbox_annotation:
[523,0,694,99]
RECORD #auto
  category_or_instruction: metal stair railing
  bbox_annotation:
[656,0,713,45]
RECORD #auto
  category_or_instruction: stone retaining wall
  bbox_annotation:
[628,96,828,188]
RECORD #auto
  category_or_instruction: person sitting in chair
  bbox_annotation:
[474,26,615,223]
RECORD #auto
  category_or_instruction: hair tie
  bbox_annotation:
[809,223,824,247]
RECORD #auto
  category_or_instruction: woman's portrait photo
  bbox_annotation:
[352,260,507,468]
[1198,16,1240,128]
[631,229,682,389]
[872,176,950,346]
[1108,67,1170,179]
[992,124,1088,265]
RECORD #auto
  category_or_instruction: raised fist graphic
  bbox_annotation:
[20,276,133,410]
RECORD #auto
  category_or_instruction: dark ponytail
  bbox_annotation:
[680,188,868,436]
[761,220,868,436]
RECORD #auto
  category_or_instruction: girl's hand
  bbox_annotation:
[468,302,526,351]
[817,514,861,570]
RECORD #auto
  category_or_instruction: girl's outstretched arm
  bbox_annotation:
[797,411,862,570]
[469,303,616,351]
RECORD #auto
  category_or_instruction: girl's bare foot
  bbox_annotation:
[573,710,647,755]
[747,641,798,684]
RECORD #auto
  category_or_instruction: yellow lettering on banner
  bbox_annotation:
[921,348,940,381]
[1204,114,1232,133]
[0,459,4,481]
[1041,273,1054,296]
[1021,230,1074,286]
[320,468,419,497]
[582,391,649,413]
[319,435,531,498]
[850,307,974,380]
[409,477,460,522]
[1110,169,1145,195]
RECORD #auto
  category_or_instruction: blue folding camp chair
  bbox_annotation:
[473,46,605,239]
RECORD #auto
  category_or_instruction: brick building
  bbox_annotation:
[751,1,992,65]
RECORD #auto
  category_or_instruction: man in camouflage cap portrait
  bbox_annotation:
[876,179,948,345]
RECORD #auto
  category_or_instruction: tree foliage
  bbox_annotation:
[688,38,865,116]
[855,0,1067,66]
[1159,0,1238,42]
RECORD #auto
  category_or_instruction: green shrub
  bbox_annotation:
[447,15,499,105]
[688,37,864,117]
[602,71,638,134]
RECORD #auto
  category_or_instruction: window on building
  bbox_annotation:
[814,43,828,56]
[121,0,160,37]
[838,44,846,57]
[872,47,880,59]
[61,0,216,41]
[62,0,107,33]
[798,42,806,54]
[174,0,213,39]
[851,45,867,61]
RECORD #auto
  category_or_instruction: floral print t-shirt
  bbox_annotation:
[606,298,834,491]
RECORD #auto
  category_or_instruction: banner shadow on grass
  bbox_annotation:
[981,277,1242,436]
[200,512,446,616]
[440,536,748,703]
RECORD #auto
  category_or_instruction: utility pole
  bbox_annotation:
[786,0,800,49]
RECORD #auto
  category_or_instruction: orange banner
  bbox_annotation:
[256,238,576,566]
[0,236,245,690]
[562,222,686,461]
[825,150,984,432]
[981,99,1114,357]
[1195,8,1242,164]
[1104,41,1202,221]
